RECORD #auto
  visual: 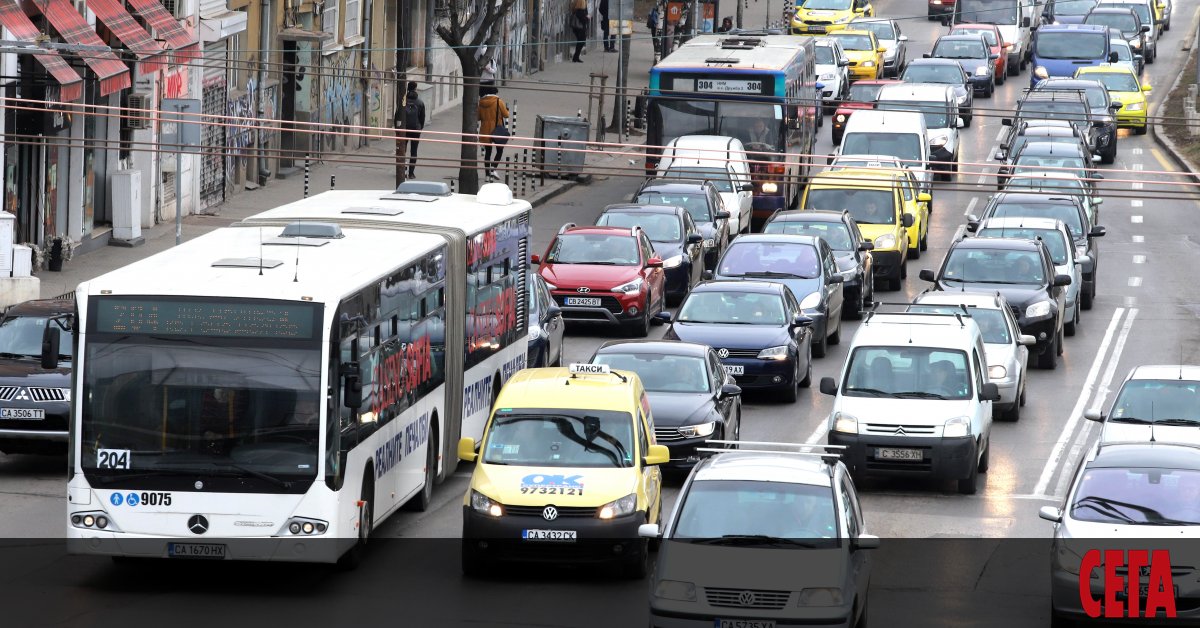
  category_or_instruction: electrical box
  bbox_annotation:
[535,115,590,178]
[110,170,144,245]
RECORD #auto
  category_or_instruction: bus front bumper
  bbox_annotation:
[67,533,350,563]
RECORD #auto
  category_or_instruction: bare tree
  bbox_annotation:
[436,0,520,194]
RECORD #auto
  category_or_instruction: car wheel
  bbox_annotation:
[978,437,990,473]
[1135,123,1148,135]
[909,241,921,260]
[1064,303,1079,337]
[1101,143,1117,165]
[780,361,800,402]
[1001,399,1021,422]
[1008,61,1019,77]
[812,325,828,359]
[461,539,490,577]
[900,260,908,280]
[621,533,651,579]
[829,315,842,345]
[1147,48,1156,63]
[1037,333,1059,370]
[1050,605,1075,628]
[985,84,994,98]
[963,112,973,127]
[1081,279,1094,310]
[920,229,929,251]
[800,351,813,388]
[957,456,980,495]
[629,310,651,338]
[1056,327,1064,356]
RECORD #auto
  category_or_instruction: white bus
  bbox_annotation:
[66,182,531,565]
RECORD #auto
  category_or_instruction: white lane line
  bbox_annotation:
[1124,296,1138,308]
[1132,182,1144,190]
[964,197,979,217]
[978,146,999,184]
[995,128,1007,142]
[1131,215,1143,223]
[805,420,828,446]
[1128,277,1142,287]
[1133,255,1146,264]
[1033,308,1126,497]
[1131,200,1143,208]
[1132,148,1143,155]
[1132,235,1144,243]
[1132,163,1144,171]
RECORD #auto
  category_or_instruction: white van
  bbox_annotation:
[820,309,1000,494]
[836,109,932,189]
[656,135,754,235]
[875,83,963,181]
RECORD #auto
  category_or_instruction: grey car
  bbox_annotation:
[901,58,975,126]
[851,17,909,77]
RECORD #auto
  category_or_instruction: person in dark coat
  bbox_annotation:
[571,0,589,62]
[395,81,426,178]
[600,0,615,52]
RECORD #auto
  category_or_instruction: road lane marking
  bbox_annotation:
[1131,200,1143,208]
[805,419,828,446]
[1132,182,1143,190]
[1128,276,1142,287]
[1131,148,1143,155]
[995,128,1006,142]
[1132,255,1145,264]
[1132,235,1144,243]
[979,145,999,184]
[1124,296,1138,307]
[1033,308,1126,497]
[1131,163,1143,171]
[1131,215,1143,223]
[964,197,978,217]
[1150,148,1174,171]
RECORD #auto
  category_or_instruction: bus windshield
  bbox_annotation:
[482,409,635,468]
[650,100,783,153]
[954,0,1018,24]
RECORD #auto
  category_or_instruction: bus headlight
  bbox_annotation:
[70,510,121,532]
[284,516,329,535]
[598,493,638,519]
[762,182,779,194]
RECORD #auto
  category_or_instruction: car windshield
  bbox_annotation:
[671,479,839,543]
[1005,177,1086,195]
[1086,12,1138,33]
[843,346,972,399]
[957,28,999,46]
[990,202,1085,238]
[547,233,640,265]
[0,314,73,359]
[719,241,822,279]
[842,129,926,160]
[977,227,1069,264]
[1088,72,1140,92]
[1013,155,1086,172]
[802,0,853,9]
[1041,84,1108,108]
[934,39,988,59]
[908,305,1012,344]
[832,34,874,51]
[855,21,895,41]
[1108,3,1151,24]
[664,166,734,193]
[1035,32,1107,59]
[592,353,710,393]
[481,409,635,468]
[1009,134,1080,156]
[902,64,963,84]
[806,188,896,224]
[1109,379,1200,424]
[1071,467,1200,525]
[816,45,837,64]
[763,220,855,250]
[636,191,713,223]
[677,291,787,325]
[1110,40,1133,61]
[942,248,1046,284]
[956,0,1018,24]
[876,100,949,130]
[848,82,886,102]
[597,212,683,242]
[1019,100,1091,122]
[1055,0,1098,15]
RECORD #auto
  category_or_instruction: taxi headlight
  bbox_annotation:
[799,291,823,311]
[703,238,716,249]
[612,277,644,294]
[798,587,845,606]
[598,493,638,520]
[862,60,876,67]
[655,579,698,601]
[1125,102,1145,112]
[762,182,779,194]
[833,411,859,434]
[988,364,1008,380]
[758,345,790,360]
[976,66,991,76]
[471,490,503,517]
[943,416,972,438]
[662,255,684,269]
[679,421,718,438]
[834,15,852,23]
[874,234,896,249]
[1026,301,1052,319]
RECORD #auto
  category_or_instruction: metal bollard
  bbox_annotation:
[304,154,310,198]
[504,155,511,187]
[330,175,336,190]
[555,139,563,180]
[625,98,632,143]
[511,101,519,140]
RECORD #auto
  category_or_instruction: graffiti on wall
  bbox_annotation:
[164,67,189,99]
[226,80,255,181]
[505,0,529,76]
[261,81,279,144]
[367,67,383,131]
[321,49,363,151]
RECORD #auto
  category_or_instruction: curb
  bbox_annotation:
[1149,5,1200,182]
[529,178,579,208]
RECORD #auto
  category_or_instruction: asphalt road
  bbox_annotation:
[0,0,1197,623]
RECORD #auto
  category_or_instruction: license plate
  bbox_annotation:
[806,26,825,32]
[723,365,744,375]
[564,297,601,307]
[715,620,776,628]
[167,543,227,559]
[522,529,577,541]
[1129,584,1178,600]
[877,447,922,461]
[1,408,44,420]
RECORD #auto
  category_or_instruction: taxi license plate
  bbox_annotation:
[715,620,776,628]
[723,365,744,375]
[167,543,227,559]
[564,297,601,307]
[1,408,44,420]
[806,26,825,32]
[877,448,922,461]
[523,529,577,541]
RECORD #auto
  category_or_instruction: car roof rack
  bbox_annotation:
[697,441,846,469]
[861,301,968,327]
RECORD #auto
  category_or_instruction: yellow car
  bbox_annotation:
[457,363,669,578]
[791,0,874,35]
[828,30,885,80]
[1075,65,1151,134]
[801,168,913,290]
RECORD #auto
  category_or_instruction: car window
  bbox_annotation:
[593,353,711,393]
[547,233,640,265]
[902,63,964,84]
[763,220,855,251]
[816,45,837,65]
[822,242,837,278]
[1109,379,1200,423]
[598,212,683,243]
[719,241,822,279]
[664,166,735,193]
[977,227,1069,264]
[482,409,635,468]
[843,346,973,399]
[942,248,1046,285]
[1070,467,1200,525]
[640,233,655,261]
[973,348,986,395]
[934,38,987,59]
[634,190,713,223]
[708,351,724,391]
[990,202,1086,237]
[671,479,839,541]
[840,477,863,536]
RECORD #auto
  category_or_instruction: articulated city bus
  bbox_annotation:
[647,33,820,228]
[66,182,531,565]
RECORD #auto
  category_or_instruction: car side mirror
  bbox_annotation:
[638,523,661,539]
[899,35,909,41]
[687,233,704,244]
[719,383,743,398]
[956,117,966,128]
[547,304,563,318]
[1134,54,1144,62]
[1091,153,1102,162]
[1038,506,1063,523]
[1089,225,1106,237]
[530,254,541,264]
[827,274,845,284]
[647,257,664,267]
[40,324,60,370]
[989,53,1000,60]
[644,444,670,466]
[341,361,363,409]
[902,214,914,228]
[1092,197,1103,206]
[1075,254,1091,267]
[740,183,754,192]
[1022,16,1032,27]
[655,311,673,323]
[1084,409,1104,422]
[1053,274,1072,287]
[922,53,931,58]
[819,377,838,395]
[858,241,874,251]
[703,270,714,280]
[1140,24,1151,32]
[1108,103,1122,111]
[918,192,932,203]
[792,314,814,328]
[877,47,887,53]
[853,533,881,550]
[919,269,936,282]
[715,211,732,220]
[1019,334,1036,346]
[1001,118,1012,126]
[1143,84,1152,92]
[457,437,478,462]
[839,58,850,67]
[1108,51,1119,63]
[981,382,1001,402]
[994,150,1006,161]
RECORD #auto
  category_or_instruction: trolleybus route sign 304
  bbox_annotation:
[674,78,765,94]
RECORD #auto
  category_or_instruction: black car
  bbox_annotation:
[968,192,1106,310]
[596,204,705,304]
[995,120,1093,163]
[763,210,875,320]
[1028,80,1120,163]
[588,340,742,470]
[920,237,1071,369]
[632,178,732,270]
[660,281,814,402]
[997,140,1102,191]
[526,275,564,368]
[927,34,999,97]
[1084,8,1149,60]
[0,299,73,455]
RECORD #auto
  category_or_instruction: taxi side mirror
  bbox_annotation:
[644,444,670,466]
[917,192,932,202]
[1142,84,1152,92]
[902,213,915,228]
[877,47,886,53]
[458,437,478,463]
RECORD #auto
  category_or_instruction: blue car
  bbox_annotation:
[526,275,564,368]
[1031,24,1117,87]
[659,280,814,403]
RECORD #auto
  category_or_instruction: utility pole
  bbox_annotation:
[610,0,632,134]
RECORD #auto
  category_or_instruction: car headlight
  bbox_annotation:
[662,255,684,268]
[929,135,947,148]
[988,364,1007,380]
[834,15,851,22]
[884,48,896,59]
[976,66,991,76]
[943,416,972,438]
[1075,244,1088,259]
[1056,544,1086,576]
[820,72,836,81]
[678,421,718,438]
[1126,102,1145,111]
[655,580,698,601]
[758,345,790,360]
[840,268,858,281]
[798,588,845,606]
[835,114,847,123]
[799,291,822,310]
[528,325,542,340]
[612,277,644,294]
[1130,39,1142,49]
[833,411,859,434]
[703,238,715,249]
[956,93,968,103]
[598,493,638,519]
[470,489,503,517]
[1026,301,1052,319]
[762,182,779,194]
[543,281,557,290]
[873,234,896,249]
[1098,115,1112,124]
[862,60,875,67]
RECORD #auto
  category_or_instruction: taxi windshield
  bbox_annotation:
[671,480,839,544]
[1109,379,1200,424]
[1088,72,1140,92]
[482,409,635,468]
[592,353,710,393]
[942,248,1046,285]
[805,188,895,225]
[833,34,874,51]
[547,233,640,265]
[843,346,972,399]
[635,191,713,223]
[978,227,1069,264]
[802,0,853,10]
[719,241,822,279]
[677,291,787,325]
[763,220,854,251]
[597,211,683,243]
[1071,467,1200,525]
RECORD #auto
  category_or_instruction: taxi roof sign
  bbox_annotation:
[569,363,610,375]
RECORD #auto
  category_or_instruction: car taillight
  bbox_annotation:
[768,164,786,175]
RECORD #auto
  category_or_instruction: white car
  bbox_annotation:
[974,217,1082,337]
[874,83,963,180]
[910,292,1033,422]
[828,153,933,199]
[815,38,851,115]
[657,135,754,235]
[1086,364,1200,444]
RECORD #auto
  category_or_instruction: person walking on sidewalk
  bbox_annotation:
[571,0,589,62]
[478,85,510,182]
[647,4,661,53]
[397,81,426,178]
[600,0,616,52]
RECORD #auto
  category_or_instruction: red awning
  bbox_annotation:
[0,0,83,102]
[85,0,168,73]
[32,0,131,96]
[125,0,199,63]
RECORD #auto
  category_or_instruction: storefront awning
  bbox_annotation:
[33,0,131,96]
[126,0,200,63]
[85,0,168,74]
[0,0,83,102]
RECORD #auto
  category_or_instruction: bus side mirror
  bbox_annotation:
[342,362,363,409]
[40,324,60,370]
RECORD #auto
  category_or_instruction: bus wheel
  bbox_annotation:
[338,474,374,571]
[405,419,438,512]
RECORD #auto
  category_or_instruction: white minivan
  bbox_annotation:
[820,309,1000,494]
[875,83,964,181]
[836,109,932,191]
[656,135,754,235]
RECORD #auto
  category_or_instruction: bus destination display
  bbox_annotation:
[94,299,318,339]
[666,77,769,94]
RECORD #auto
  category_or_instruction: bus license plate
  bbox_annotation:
[715,620,776,628]
[168,543,227,559]
[877,448,922,461]
[723,365,744,375]
[565,297,601,307]
[1,408,44,420]
[522,529,577,541]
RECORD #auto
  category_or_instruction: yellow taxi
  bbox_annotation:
[802,168,912,291]
[1074,65,1151,134]
[828,30,886,80]
[457,363,669,578]
[791,0,874,35]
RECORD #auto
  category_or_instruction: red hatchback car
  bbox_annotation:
[831,79,901,144]
[532,224,667,337]
[949,23,1010,83]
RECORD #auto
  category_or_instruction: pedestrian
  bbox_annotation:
[477,46,497,87]
[647,4,660,52]
[571,0,589,63]
[717,16,733,32]
[478,85,510,182]
[600,0,616,52]
[398,81,426,178]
